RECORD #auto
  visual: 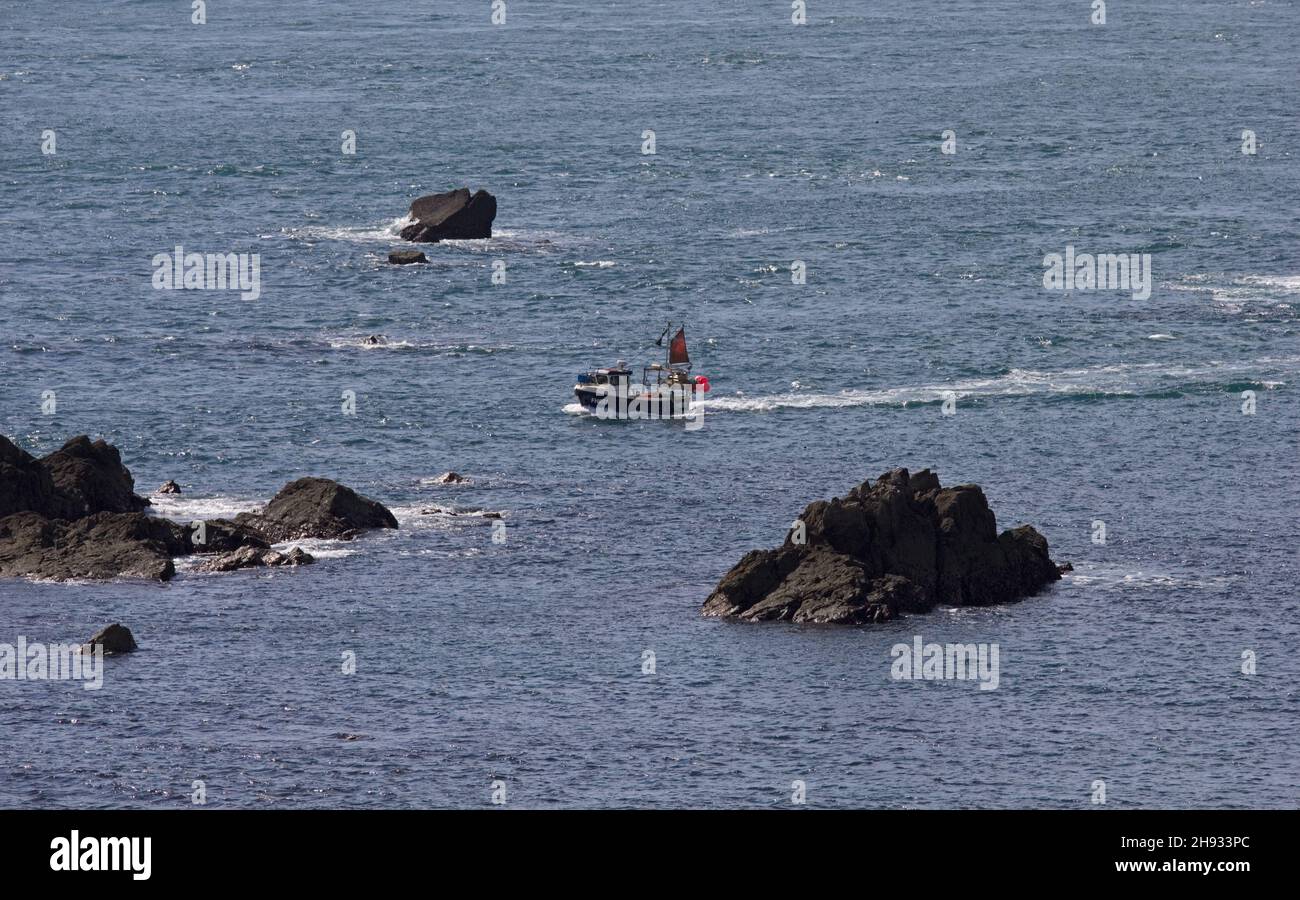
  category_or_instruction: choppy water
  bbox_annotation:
[1,0,1298,808]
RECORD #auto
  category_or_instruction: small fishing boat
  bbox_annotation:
[574,324,711,420]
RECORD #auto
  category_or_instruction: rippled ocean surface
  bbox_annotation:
[2,0,1298,808]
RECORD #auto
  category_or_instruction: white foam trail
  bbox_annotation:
[1240,274,1300,293]
[1168,272,1300,310]
[703,357,1297,414]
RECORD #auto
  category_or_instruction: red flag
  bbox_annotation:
[668,327,689,365]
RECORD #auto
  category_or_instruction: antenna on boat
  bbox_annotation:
[655,322,672,347]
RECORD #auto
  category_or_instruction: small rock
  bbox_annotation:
[79,623,138,656]
[1058,562,1074,574]
[362,334,387,345]
[197,545,315,572]
[433,471,468,484]
[158,479,182,494]
[388,250,427,265]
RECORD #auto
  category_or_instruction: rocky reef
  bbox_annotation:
[0,435,396,582]
[703,468,1061,625]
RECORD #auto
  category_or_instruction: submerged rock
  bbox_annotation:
[399,188,496,242]
[79,623,138,656]
[703,468,1059,625]
[158,479,182,494]
[235,477,398,542]
[387,250,426,265]
[432,471,468,484]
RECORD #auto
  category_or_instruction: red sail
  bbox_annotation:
[668,327,689,365]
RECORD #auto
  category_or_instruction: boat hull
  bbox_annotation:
[573,385,697,420]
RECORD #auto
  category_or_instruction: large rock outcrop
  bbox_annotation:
[703,468,1060,625]
[0,435,148,520]
[399,188,496,242]
[235,477,399,542]
[0,435,397,582]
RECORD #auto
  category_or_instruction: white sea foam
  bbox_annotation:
[1168,272,1300,311]
[286,216,414,243]
[272,538,358,560]
[146,494,260,521]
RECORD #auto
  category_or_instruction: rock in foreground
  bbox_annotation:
[703,468,1059,625]
[399,187,496,242]
[0,511,184,581]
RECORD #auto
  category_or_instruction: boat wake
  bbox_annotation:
[1168,272,1300,315]
[701,357,1294,414]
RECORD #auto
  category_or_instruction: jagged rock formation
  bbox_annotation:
[703,468,1060,625]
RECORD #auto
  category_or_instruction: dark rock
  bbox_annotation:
[704,468,1059,625]
[387,250,427,265]
[0,435,147,520]
[399,188,497,242]
[0,435,59,519]
[1058,561,1074,574]
[196,544,315,573]
[40,436,150,517]
[362,334,387,345]
[158,480,182,494]
[0,511,181,581]
[79,623,138,656]
[433,471,468,484]
[1,434,391,582]
[189,518,270,554]
[235,477,398,542]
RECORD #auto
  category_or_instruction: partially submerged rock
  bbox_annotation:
[399,188,497,242]
[235,477,398,542]
[196,545,315,573]
[158,479,182,494]
[432,471,468,484]
[79,623,138,656]
[704,468,1059,625]
[388,250,426,265]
